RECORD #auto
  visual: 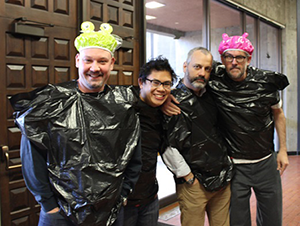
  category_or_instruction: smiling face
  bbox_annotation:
[221,50,252,82]
[183,50,213,94]
[75,48,115,93]
[139,70,172,107]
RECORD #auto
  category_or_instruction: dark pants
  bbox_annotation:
[38,209,74,226]
[123,196,159,226]
[112,206,124,226]
[230,153,282,226]
[39,208,123,226]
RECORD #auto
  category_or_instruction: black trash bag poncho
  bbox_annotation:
[164,82,233,192]
[208,63,289,159]
[10,81,141,226]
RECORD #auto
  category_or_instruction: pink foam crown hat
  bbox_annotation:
[218,33,254,55]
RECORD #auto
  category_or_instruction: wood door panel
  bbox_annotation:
[0,0,78,225]
[6,34,25,57]
[31,38,49,59]
[53,0,70,15]
[90,1,103,21]
[121,71,134,85]
[122,0,134,6]
[121,8,134,28]
[107,4,119,25]
[5,0,24,6]
[108,70,119,85]
[7,128,22,150]
[10,187,29,212]
[122,49,134,66]
[31,0,48,10]
[54,67,72,84]
[31,66,50,87]
[4,1,76,27]
[6,65,26,89]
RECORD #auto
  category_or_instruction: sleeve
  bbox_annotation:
[271,99,282,109]
[20,135,58,212]
[121,137,142,197]
[161,92,193,178]
[162,146,191,178]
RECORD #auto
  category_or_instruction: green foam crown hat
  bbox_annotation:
[74,21,122,55]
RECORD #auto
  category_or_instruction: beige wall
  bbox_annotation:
[232,0,286,24]
[230,0,298,152]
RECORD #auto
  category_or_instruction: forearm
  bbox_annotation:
[20,135,58,212]
[121,137,142,197]
[272,108,289,174]
[273,108,287,152]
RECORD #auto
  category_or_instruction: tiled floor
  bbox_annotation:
[158,155,300,226]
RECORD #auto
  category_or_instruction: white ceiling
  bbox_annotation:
[145,0,242,33]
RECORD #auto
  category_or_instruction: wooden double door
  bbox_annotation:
[0,0,143,225]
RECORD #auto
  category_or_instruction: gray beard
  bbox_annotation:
[191,80,206,90]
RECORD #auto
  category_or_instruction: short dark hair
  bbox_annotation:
[139,56,177,83]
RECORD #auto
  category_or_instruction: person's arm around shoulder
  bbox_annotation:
[161,95,181,116]
[272,107,289,175]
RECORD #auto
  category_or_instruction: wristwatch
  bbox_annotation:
[185,176,195,185]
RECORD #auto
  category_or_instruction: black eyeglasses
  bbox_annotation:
[223,54,247,63]
[145,78,173,90]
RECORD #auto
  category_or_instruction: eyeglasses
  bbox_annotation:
[145,78,173,90]
[223,54,247,63]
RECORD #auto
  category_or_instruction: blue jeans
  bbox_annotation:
[112,206,124,226]
[123,197,159,226]
[39,207,124,226]
[38,209,74,226]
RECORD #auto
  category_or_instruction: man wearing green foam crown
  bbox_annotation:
[10,21,142,226]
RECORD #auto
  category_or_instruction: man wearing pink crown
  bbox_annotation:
[162,33,289,226]
[208,33,289,226]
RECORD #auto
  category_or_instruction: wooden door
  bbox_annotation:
[0,1,144,225]
[0,1,78,225]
